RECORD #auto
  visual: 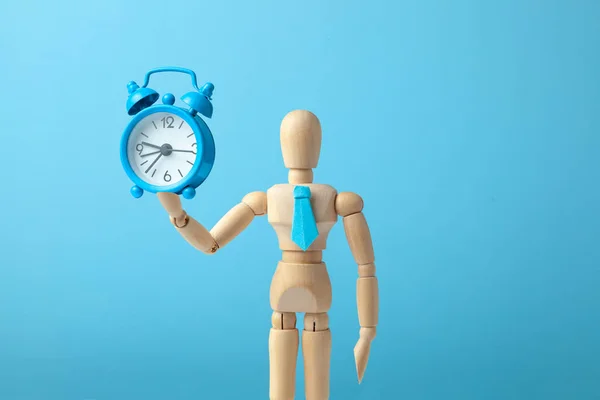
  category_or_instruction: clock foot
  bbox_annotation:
[130,185,144,198]
[182,187,196,199]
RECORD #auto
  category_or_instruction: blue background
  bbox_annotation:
[1,0,599,399]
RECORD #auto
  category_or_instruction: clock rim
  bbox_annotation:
[120,105,213,194]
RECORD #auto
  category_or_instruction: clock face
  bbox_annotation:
[127,112,198,187]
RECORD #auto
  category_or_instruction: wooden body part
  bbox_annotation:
[267,183,337,251]
[270,261,332,313]
[336,191,379,383]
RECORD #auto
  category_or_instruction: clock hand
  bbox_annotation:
[145,153,163,174]
[140,143,194,157]
[141,141,162,150]
[169,149,196,154]
[140,150,161,158]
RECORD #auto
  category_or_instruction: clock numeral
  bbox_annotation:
[136,143,144,155]
[192,142,197,154]
[164,170,172,182]
[161,116,175,129]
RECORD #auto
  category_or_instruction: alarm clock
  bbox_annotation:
[120,67,216,200]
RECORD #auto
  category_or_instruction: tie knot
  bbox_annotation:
[293,186,311,199]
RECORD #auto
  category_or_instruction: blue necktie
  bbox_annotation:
[291,186,319,251]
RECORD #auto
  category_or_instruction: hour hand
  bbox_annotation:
[141,141,162,150]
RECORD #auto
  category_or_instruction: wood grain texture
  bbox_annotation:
[270,262,332,313]
[173,215,218,254]
[269,327,299,400]
[267,184,337,251]
[302,327,332,400]
[342,212,375,265]
[357,277,379,327]
[280,110,322,169]
[209,203,255,248]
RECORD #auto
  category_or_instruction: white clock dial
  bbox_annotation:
[127,112,198,187]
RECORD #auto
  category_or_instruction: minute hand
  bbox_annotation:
[145,153,163,173]
[170,149,196,154]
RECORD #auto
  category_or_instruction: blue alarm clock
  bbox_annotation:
[120,67,216,200]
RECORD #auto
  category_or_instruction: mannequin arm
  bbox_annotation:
[158,191,267,254]
[335,192,379,383]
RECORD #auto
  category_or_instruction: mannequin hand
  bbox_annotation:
[157,192,185,220]
[354,327,376,384]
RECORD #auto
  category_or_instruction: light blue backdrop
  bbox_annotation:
[1,0,599,399]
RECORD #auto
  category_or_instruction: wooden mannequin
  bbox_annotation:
[157,110,379,400]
